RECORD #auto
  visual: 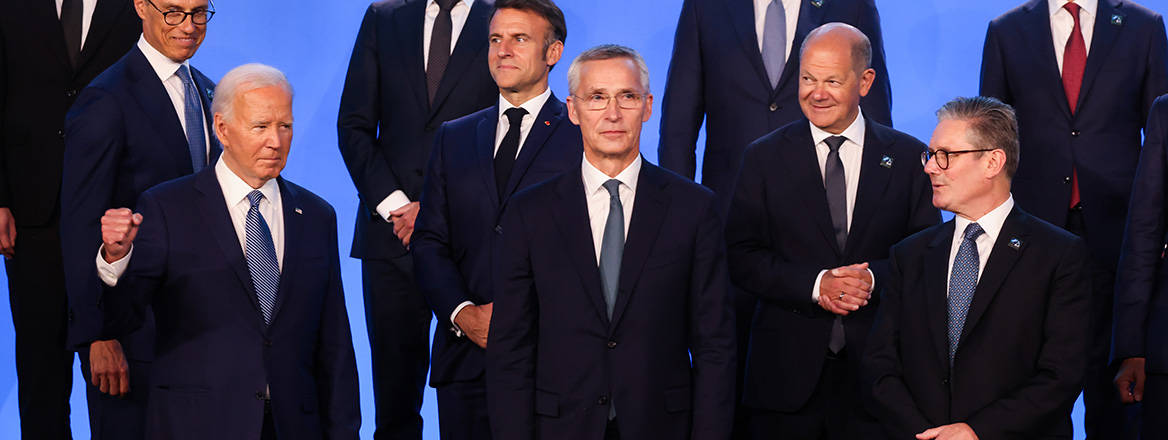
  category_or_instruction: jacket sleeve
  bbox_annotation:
[100,191,167,341]
[413,124,475,323]
[688,196,736,440]
[979,19,1012,103]
[1139,14,1168,124]
[855,0,893,126]
[657,0,704,180]
[315,206,361,440]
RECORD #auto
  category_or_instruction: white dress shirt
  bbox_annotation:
[582,155,641,263]
[1050,0,1097,72]
[754,0,800,65]
[55,0,96,48]
[376,0,475,221]
[946,196,1015,293]
[97,158,286,285]
[136,35,211,163]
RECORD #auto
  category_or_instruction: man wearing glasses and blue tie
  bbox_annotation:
[60,1,218,438]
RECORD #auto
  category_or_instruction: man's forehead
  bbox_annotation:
[154,0,209,9]
[578,61,640,89]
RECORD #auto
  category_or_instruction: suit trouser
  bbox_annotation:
[1067,208,1140,440]
[362,256,432,440]
[731,286,753,440]
[78,346,148,439]
[4,225,74,439]
[1143,373,1168,436]
[745,351,885,440]
[436,377,491,440]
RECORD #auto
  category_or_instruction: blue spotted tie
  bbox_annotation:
[176,65,207,171]
[245,190,280,325]
[948,222,984,365]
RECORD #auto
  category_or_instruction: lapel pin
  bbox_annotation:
[206,87,214,99]
[1008,237,1022,250]
[810,0,823,7]
[1111,14,1124,26]
[294,207,303,215]
[880,155,894,169]
[544,120,551,126]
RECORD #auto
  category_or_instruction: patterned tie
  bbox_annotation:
[761,0,787,88]
[823,135,848,353]
[948,222,985,365]
[176,65,208,172]
[426,0,457,105]
[245,190,280,325]
[599,179,624,319]
[1063,2,1086,208]
[61,0,82,67]
[494,107,529,199]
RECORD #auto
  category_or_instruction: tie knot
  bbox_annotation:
[1063,2,1081,17]
[824,136,846,153]
[435,0,457,12]
[247,190,265,208]
[504,107,528,125]
[602,179,621,198]
[963,222,985,241]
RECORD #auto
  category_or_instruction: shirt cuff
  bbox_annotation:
[375,191,412,222]
[866,267,876,294]
[450,301,475,337]
[811,269,828,302]
[96,244,133,287]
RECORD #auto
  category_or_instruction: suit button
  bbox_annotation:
[1064,176,1071,183]
[255,392,265,400]
[942,378,950,386]
[495,225,503,234]
[65,89,77,97]
[68,310,74,322]
[597,395,608,405]
[607,340,617,349]
[1071,130,1080,137]
[768,103,778,112]
[263,339,272,347]
[57,129,65,139]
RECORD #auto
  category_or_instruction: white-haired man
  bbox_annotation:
[96,63,360,440]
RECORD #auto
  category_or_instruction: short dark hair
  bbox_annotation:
[936,96,1020,178]
[493,0,567,49]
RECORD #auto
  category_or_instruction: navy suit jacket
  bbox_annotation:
[102,168,360,440]
[1115,95,1168,370]
[726,118,938,412]
[412,95,581,386]
[658,0,892,207]
[60,45,220,353]
[864,207,1091,439]
[338,0,498,260]
[487,161,736,440]
[980,0,1168,266]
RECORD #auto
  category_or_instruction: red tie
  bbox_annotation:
[1063,1,1086,208]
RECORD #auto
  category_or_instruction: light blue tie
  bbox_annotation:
[948,222,984,365]
[761,0,787,88]
[245,190,280,325]
[599,179,624,319]
[176,65,207,171]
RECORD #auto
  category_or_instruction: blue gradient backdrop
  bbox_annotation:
[2,0,1166,437]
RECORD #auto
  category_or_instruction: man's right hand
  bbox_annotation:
[0,207,15,258]
[1115,357,1147,403]
[453,302,493,349]
[817,263,872,316]
[90,339,130,396]
[101,208,141,263]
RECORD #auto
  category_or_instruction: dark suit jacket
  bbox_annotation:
[487,161,736,440]
[338,0,498,260]
[980,0,1168,265]
[864,207,1091,439]
[1115,94,1168,370]
[60,45,221,353]
[0,0,139,225]
[102,168,360,440]
[725,118,938,412]
[658,0,892,206]
[412,95,581,386]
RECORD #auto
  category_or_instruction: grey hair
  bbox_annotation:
[936,96,1020,178]
[799,22,872,74]
[566,44,650,94]
[211,63,294,119]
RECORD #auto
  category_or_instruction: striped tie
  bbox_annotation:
[245,190,280,324]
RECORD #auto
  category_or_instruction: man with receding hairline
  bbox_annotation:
[726,23,937,439]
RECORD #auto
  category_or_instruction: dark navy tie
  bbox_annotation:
[761,0,787,88]
[494,107,528,199]
[176,65,207,171]
[599,179,624,320]
[948,222,984,365]
[824,135,848,353]
[245,190,280,325]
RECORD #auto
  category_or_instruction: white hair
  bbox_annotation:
[566,44,650,94]
[211,63,293,119]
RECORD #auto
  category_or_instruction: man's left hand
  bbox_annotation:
[390,201,420,247]
[917,423,978,440]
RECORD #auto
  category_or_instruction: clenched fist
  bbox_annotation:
[101,208,142,263]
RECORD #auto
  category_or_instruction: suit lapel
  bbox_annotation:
[779,124,838,254]
[475,109,502,206]
[193,68,223,163]
[502,95,566,201]
[725,0,772,93]
[845,121,894,256]
[267,179,302,328]
[430,0,491,116]
[775,0,829,95]
[194,169,266,333]
[549,172,610,325]
[1076,0,1123,115]
[76,0,129,71]
[610,162,669,331]
[125,47,194,174]
[395,0,430,113]
[924,222,955,372]
[959,207,1028,343]
[1021,0,1073,120]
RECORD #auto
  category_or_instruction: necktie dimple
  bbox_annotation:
[176,65,208,172]
[599,179,624,320]
[761,0,787,88]
[427,0,457,105]
[61,0,82,68]
[245,190,280,325]
[823,135,848,353]
[948,222,985,365]
[1063,2,1086,208]
[494,107,529,199]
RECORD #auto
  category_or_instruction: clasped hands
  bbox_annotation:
[817,262,872,315]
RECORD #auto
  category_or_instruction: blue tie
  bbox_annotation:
[948,222,984,365]
[245,190,280,325]
[761,0,787,88]
[176,65,207,171]
[599,179,624,319]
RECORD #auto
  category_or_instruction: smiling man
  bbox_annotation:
[59,0,219,437]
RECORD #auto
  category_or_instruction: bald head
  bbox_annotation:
[799,22,872,75]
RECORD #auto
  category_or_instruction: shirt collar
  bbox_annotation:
[136,34,189,83]
[809,111,866,149]
[498,87,552,123]
[581,153,642,196]
[1049,0,1097,18]
[215,156,280,210]
[953,195,1015,244]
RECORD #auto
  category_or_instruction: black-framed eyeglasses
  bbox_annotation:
[921,148,997,169]
[573,92,645,111]
[145,0,215,26]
